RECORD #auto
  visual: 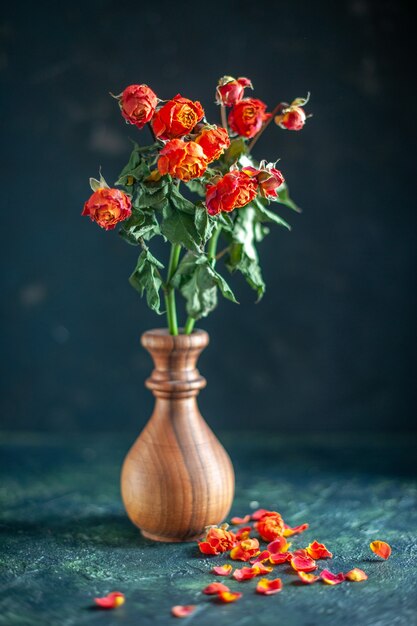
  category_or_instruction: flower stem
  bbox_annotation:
[183,224,222,335]
[220,105,228,130]
[165,243,181,335]
[247,102,282,153]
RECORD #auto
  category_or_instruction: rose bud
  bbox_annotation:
[205,170,258,216]
[152,94,204,140]
[119,84,158,129]
[275,94,310,131]
[194,125,230,163]
[228,98,271,139]
[216,76,253,107]
[157,139,208,182]
[82,188,132,230]
[242,162,285,199]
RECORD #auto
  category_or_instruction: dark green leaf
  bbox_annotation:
[275,183,301,213]
[194,205,215,244]
[169,184,197,215]
[185,178,206,197]
[115,146,151,186]
[223,138,248,166]
[128,249,164,314]
[253,197,291,230]
[119,209,159,245]
[161,202,201,252]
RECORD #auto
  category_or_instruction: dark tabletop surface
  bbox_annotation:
[1,431,416,626]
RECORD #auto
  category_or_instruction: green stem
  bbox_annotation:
[165,243,181,335]
[184,225,222,335]
[220,105,228,130]
[247,102,282,153]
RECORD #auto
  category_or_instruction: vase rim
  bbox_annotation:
[141,328,209,351]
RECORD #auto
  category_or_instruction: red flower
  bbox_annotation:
[205,170,258,216]
[194,126,230,163]
[228,98,270,138]
[230,538,260,561]
[216,76,253,107]
[157,139,208,182]
[119,84,157,129]
[198,526,236,555]
[152,94,204,140]
[255,512,285,542]
[82,188,131,230]
[242,163,285,199]
[275,95,310,131]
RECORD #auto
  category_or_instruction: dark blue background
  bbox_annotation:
[1,0,415,433]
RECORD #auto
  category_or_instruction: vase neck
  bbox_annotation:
[141,329,209,399]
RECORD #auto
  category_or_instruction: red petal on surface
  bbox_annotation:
[370,541,391,560]
[297,571,320,584]
[253,562,273,574]
[203,582,230,595]
[236,526,252,541]
[233,566,259,581]
[231,515,251,525]
[250,550,271,565]
[198,541,217,555]
[251,509,275,520]
[94,592,125,609]
[269,551,293,565]
[171,605,197,618]
[283,523,309,537]
[256,578,283,595]
[320,569,346,585]
[217,591,242,603]
[212,564,233,576]
[267,537,291,554]
[306,540,333,560]
[346,568,368,582]
[290,554,317,572]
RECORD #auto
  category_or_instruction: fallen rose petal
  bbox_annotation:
[203,582,230,595]
[320,569,346,585]
[297,571,320,584]
[346,568,368,582]
[230,538,260,561]
[283,523,309,537]
[250,550,271,565]
[251,508,273,520]
[269,551,293,565]
[293,549,309,558]
[231,515,251,525]
[217,591,242,603]
[370,540,391,560]
[291,554,317,572]
[253,563,273,574]
[236,526,252,541]
[267,537,291,554]
[306,540,333,560]
[94,591,125,609]
[212,564,233,576]
[233,566,259,581]
[256,578,283,595]
[171,605,197,618]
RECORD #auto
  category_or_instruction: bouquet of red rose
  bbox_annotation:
[82,76,310,335]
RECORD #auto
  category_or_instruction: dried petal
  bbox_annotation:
[94,592,125,609]
[203,582,230,595]
[269,551,293,565]
[171,605,197,618]
[212,564,233,576]
[230,538,260,562]
[231,515,251,525]
[370,541,391,560]
[198,526,236,555]
[256,578,283,595]
[250,550,271,565]
[251,508,273,520]
[233,566,259,581]
[306,540,333,560]
[217,591,242,603]
[346,568,368,582]
[297,571,320,584]
[236,526,252,541]
[320,569,346,585]
[253,563,273,574]
[283,523,309,537]
[267,537,291,554]
[290,554,317,572]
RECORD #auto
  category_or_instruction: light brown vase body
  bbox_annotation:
[121,329,235,542]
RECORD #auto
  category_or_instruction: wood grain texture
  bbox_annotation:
[121,329,235,542]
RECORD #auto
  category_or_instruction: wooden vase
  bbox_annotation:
[121,328,235,542]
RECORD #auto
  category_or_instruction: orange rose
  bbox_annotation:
[152,94,204,140]
[228,98,271,138]
[194,126,230,163]
[157,139,208,181]
[119,84,158,128]
[82,188,131,230]
[205,170,258,216]
[255,512,285,542]
[198,526,236,555]
[216,75,253,107]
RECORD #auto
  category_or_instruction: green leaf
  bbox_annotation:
[275,183,301,213]
[119,209,159,245]
[208,265,238,303]
[161,202,201,252]
[253,197,291,230]
[194,204,215,244]
[129,249,164,313]
[223,138,248,166]
[169,184,197,215]
[115,143,154,186]
[185,178,206,198]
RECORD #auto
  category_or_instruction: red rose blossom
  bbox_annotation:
[152,94,204,140]
[119,84,158,129]
[157,139,208,181]
[216,76,253,107]
[205,170,258,216]
[242,163,285,199]
[228,98,271,139]
[82,188,132,230]
[194,125,230,163]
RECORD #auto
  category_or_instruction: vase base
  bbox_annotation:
[141,529,201,543]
